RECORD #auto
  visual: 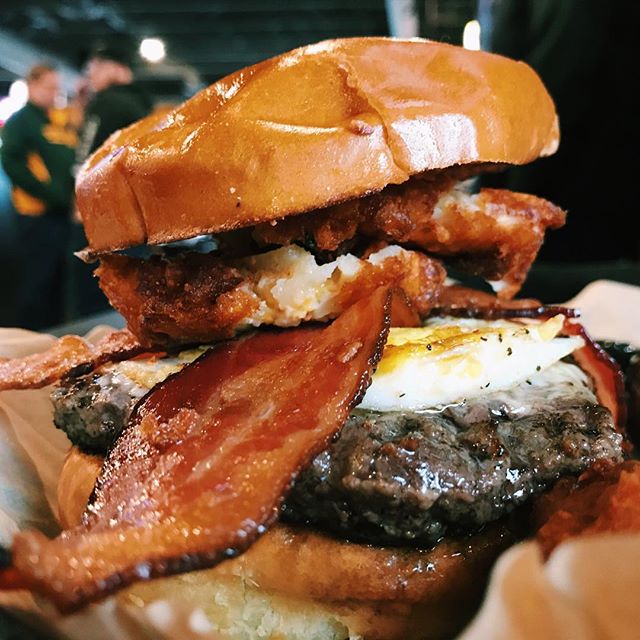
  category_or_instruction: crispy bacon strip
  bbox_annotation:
[0,330,146,391]
[433,285,579,320]
[563,319,627,430]
[0,289,392,611]
[389,289,420,327]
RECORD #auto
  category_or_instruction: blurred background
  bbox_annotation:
[0,0,638,330]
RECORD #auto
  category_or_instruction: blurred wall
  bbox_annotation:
[0,164,18,326]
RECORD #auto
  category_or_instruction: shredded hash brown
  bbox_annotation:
[254,177,565,299]
[97,248,445,348]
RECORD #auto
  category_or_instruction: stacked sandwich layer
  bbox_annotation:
[0,38,629,640]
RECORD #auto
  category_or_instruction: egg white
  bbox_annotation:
[358,315,584,412]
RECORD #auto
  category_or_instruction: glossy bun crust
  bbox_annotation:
[76,37,559,254]
[58,447,515,639]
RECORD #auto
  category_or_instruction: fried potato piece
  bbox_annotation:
[255,177,565,299]
[97,245,445,348]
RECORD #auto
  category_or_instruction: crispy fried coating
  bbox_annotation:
[97,253,254,349]
[254,177,566,299]
[96,247,445,348]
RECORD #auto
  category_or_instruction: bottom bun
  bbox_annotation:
[58,447,517,639]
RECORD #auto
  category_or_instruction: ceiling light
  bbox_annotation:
[0,80,29,124]
[9,79,28,103]
[463,20,481,51]
[140,38,166,63]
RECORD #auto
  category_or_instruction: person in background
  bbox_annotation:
[77,45,151,160]
[0,63,76,329]
[71,45,152,317]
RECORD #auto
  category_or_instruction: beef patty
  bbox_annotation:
[51,361,623,545]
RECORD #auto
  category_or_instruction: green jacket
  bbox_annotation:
[0,102,76,216]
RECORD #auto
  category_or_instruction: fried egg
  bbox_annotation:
[358,315,584,412]
[240,244,409,327]
[107,314,584,416]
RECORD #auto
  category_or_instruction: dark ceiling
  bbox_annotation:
[2,0,478,101]
[2,0,389,87]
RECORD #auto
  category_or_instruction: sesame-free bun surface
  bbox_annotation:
[58,446,514,639]
[77,37,559,254]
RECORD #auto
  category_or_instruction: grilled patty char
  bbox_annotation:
[285,363,622,544]
[52,370,146,453]
[51,361,623,544]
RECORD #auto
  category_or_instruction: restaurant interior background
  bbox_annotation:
[1,0,638,330]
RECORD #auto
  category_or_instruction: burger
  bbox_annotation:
[0,38,626,640]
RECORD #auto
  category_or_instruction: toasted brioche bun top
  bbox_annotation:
[77,37,559,254]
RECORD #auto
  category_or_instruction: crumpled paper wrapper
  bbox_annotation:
[0,326,159,639]
[0,279,638,639]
